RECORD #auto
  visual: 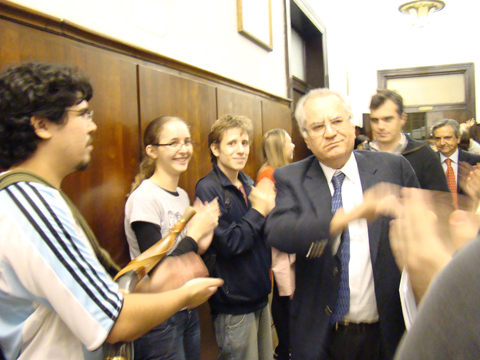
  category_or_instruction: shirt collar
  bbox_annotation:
[319,152,360,186]
[369,133,407,155]
[212,163,253,187]
[439,148,459,164]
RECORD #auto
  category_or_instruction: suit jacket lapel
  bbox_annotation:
[303,156,331,217]
[355,152,382,264]
[302,153,384,264]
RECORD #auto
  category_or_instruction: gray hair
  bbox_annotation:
[430,118,461,138]
[294,88,353,138]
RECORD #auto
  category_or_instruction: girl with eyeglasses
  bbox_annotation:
[125,116,219,360]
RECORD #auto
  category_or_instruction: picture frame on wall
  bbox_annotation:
[237,0,273,51]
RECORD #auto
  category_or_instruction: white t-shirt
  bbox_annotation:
[0,181,123,360]
[124,179,190,259]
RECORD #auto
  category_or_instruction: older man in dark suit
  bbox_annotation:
[265,89,419,360]
[432,119,480,205]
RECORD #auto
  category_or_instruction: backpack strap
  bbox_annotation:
[205,171,230,212]
[0,170,120,277]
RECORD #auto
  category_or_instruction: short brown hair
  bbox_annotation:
[208,114,253,163]
[370,89,404,115]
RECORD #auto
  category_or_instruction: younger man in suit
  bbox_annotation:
[266,89,419,360]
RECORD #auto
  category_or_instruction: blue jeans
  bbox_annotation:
[213,305,273,360]
[134,309,200,360]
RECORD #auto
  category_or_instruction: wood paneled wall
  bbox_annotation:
[0,1,291,275]
[0,15,141,266]
[138,66,218,200]
[0,3,293,357]
[0,2,291,266]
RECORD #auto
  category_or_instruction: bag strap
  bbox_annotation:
[0,170,120,277]
[205,171,230,211]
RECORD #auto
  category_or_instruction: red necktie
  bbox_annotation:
[445,158,458,209]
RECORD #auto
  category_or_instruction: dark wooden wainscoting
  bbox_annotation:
[0,13,141,267]
[0,2,291,358]
[137,66,218,198]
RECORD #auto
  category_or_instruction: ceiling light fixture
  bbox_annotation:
[399,0,446,27]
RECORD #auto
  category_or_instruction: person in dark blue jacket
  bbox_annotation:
[195,114,276,360]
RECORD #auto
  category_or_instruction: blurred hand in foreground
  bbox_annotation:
[389,188,455,303]
[330,182,401,237]
[459,162,480,211]
[181,277,224,309]
[188,198,220,254]
[147,252,209,293]
[249,178,276,217]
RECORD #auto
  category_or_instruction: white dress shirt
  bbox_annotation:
[319,154,379,323]
[439,148,459,182]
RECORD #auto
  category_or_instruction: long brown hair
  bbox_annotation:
[261,128,290,169]
[129,116,185,194]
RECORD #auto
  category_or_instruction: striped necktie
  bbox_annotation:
[331,170,350,322]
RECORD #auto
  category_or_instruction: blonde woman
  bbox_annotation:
[257,128,295,360]
[257,129,295,183]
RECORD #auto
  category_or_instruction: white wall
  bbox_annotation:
[7,0,288,98]
[7,0,479,123]
[306,0,480,125]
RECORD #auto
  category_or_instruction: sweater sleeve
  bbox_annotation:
[132,221,198,256]
[131,221,162,253]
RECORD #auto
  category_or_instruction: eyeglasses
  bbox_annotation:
[66,109,94,122]
[306,118,349,137]
[152,140,195,149]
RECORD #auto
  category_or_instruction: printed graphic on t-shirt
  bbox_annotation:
[168,210,187,238]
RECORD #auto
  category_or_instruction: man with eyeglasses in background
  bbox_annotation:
[266,88,419,360]
[0,62,222,360]
[368,89,449,192]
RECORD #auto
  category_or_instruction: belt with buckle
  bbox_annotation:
[334,320,379,333]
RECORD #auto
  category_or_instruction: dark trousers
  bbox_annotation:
[326,322,381,360]
[271,281,290,360]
